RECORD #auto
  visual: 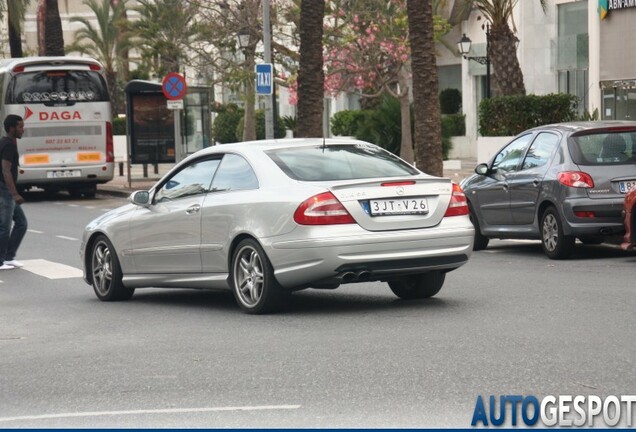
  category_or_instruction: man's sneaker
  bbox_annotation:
[0,263,15,270]
[4,260,23,268]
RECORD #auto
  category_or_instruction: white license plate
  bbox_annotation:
[46,170,81,179]
[619,180,636,194]
[370,197,428,216]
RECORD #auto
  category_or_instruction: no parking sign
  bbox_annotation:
[162,73,187,100]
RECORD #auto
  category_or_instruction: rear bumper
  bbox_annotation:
[561,196,626,236]
[18,164,114,187]
[265,219,474,288]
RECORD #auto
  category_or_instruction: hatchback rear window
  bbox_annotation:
[266,144,420,181]
[569,131,636,165]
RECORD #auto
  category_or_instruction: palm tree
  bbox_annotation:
[37,0,65,55]
[68,0,129,110]
[110,0,129,82]
[466,0,547,96]
[407,0,442,176]
[5,0,30,57]
[132,0,201,76]
[295,0,325,138]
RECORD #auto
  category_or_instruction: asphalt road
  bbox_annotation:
[1,192,635,428]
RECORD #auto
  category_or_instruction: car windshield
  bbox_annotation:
[569,131,636,165]
[266,143,420,181]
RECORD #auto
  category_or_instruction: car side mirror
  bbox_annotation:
[130,190,151,206]
[475,163,490,176]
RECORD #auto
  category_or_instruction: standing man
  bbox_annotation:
[0,114,27,270]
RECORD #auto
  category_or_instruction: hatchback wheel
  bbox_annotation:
[231,239,289,314]
[541,207,575,259]
[91,235,134,301]
[388,271,445,299]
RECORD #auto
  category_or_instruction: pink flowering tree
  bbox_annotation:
[285,0,450,162]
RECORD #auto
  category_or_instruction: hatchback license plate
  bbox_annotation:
[47,170,81,179]
[619,180,636,194]
[370,197,428,216]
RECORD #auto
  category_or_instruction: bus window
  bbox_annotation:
[6,70,109,105]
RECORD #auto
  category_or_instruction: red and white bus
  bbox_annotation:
[0,56,114,197]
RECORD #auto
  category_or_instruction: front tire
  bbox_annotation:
[541,207,575,259]
[388,271,446,299]
[469,207,489,251]
[90,235,134,301]
[230,239,289,314]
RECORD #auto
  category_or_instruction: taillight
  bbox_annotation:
[444,183,469,217]
[558,171,594,188]
[574,211,596,218]
[89,63,102,71]
[294,192,355,225]
[106,121,114,163]
[12,65,24,73]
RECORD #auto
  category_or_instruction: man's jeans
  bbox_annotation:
[0,185,27,264]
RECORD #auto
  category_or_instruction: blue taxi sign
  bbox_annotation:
[256,63,273,95]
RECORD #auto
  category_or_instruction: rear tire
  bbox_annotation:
[388,271,445,299]
[230,239,289,314]
[90,235,134,301]
[541,206,575,259]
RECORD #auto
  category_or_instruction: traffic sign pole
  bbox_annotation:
[162,73,187,162]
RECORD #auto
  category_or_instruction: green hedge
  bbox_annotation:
[112,116,127,135]
[439,88,461,115]
[441,114,465,137]
[331,110,367,136]
[333,96,452,160]
[479,93,578,136]
[213,104,243,144]
[235,110,287,141]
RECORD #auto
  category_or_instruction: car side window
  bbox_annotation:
[492,134,533,173]
[154,158,220,203]
[211,154,259,192]
[521,132,559,170]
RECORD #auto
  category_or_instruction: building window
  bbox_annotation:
[557,1,589,116]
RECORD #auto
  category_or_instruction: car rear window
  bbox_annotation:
[266,143,420,181]
[569,131,636,165]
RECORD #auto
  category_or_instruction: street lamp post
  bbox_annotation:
[457,23,491,99]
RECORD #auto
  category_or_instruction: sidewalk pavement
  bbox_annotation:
[97,158,479,198]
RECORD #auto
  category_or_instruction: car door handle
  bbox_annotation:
[533,180,540,187]
[186,204,201,215]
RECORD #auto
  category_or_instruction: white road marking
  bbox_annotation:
[0,405,302,423]
[56,235,79,241]
[27,229,44,234]
[19,259,82,279]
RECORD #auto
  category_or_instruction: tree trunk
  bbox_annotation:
[296,0,325,138]
[407,0,442,177]
[37,0,65,56]
[397,69,414,164]
[489,24,525,96]
[8,9,23,58]
[111,0,130,82]
[242,47,257,142]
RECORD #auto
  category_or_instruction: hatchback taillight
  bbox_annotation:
[558,171,594,188]
[294,192,355,225]
[444,183,469,217]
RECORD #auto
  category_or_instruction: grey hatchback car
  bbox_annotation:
[461,121,636,259]
[81,139,474,314]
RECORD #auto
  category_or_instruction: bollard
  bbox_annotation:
[118,162,124,177]
[143,163,148,178]
[154,162,159,174]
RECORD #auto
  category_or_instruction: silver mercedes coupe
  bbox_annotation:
[81,139,474,314]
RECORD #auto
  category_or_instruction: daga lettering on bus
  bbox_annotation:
[39,111,82,121]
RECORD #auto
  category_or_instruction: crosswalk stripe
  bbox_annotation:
[19,259,82,279]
